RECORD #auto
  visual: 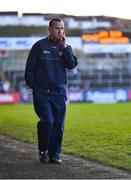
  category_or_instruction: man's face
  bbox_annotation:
[48,21,65,41]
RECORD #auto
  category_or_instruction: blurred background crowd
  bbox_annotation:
[0,12,131,103]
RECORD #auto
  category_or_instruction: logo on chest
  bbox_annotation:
[43,50,50,54]
[59,51,63,56]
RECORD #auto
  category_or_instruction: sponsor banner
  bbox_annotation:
[128,89,131,100]
[0,93,20,104]
[84,89,128,103]
[83,44,131,54]
[20,90,33,103]
[84,90,117,103]
[115,89,128,102]
[68,89,128,103]
[67,90,84,102]
[0,37,81,50]
[0,37,40,50]
[0,89,129,104]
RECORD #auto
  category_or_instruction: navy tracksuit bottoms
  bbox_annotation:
[33,89,66,159]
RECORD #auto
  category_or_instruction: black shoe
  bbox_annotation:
[49,158,63,164]
[39,151,48,163]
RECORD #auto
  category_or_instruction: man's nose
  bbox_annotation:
[59,29,62,33]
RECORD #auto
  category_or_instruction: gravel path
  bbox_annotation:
[0,135,131,179]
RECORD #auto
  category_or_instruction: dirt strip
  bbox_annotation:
[0,135,131,179]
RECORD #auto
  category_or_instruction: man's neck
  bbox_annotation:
[48,36,58,43]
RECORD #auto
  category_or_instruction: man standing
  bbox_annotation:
[25,18,77,164]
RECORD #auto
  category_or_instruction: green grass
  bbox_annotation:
[0,102,131,170]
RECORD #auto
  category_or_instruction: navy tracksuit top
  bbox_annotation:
[25,37,78,96]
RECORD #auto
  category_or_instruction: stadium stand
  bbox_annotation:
[1,13,131,96]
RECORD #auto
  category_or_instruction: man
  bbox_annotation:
[25,18,77,164]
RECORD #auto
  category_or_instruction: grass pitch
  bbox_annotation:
[0,102,131,170]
